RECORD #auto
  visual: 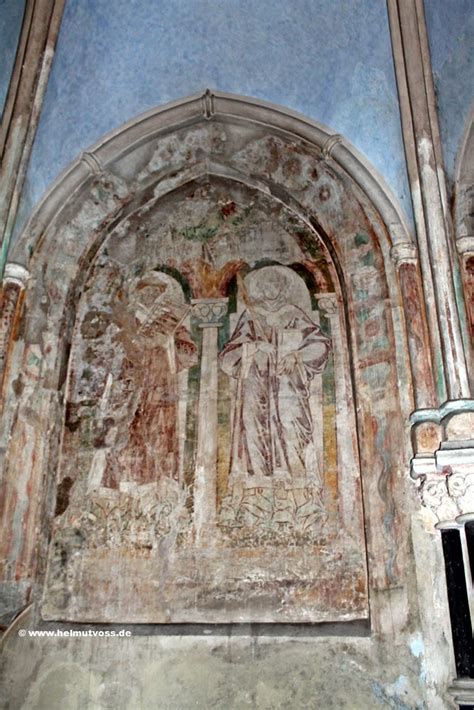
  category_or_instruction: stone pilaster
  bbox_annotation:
[191,297,228,543]
[390,241,436,408]
[317,293,361,530]
[387,0,470,401]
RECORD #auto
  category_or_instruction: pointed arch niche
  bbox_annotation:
[0,92,430,627]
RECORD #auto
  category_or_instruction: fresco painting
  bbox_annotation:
[218,266,331,543]
[43,179,369,623]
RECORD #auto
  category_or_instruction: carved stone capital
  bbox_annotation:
[191,298,228,327]
[3,262,30,289]
[413,450,474,522]
[387,222,409,246]
[456,235,474,256]
[419,470,460,523]
[410,402,474,523]
[446,468,474,519]
[390,242,417,268]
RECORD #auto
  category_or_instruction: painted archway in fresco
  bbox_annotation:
[0,92,420,626]
[43,176,367,622]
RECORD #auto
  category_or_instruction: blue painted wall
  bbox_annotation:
[15,0,412,238]
[0,0,26,117]
[424,0,474,181]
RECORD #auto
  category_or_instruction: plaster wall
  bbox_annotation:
[0,611,454,710]
[0,509,456,709]
[0,0,26,117]
[0,101,457,710]
[13,0,412,239]
[424,0,474,182]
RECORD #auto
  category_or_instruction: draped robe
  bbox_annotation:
[219,303,331,481]
[102,309,197,488]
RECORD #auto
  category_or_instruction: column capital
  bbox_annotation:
[410,401,474,525]
[3,262,30,289]
[418,469,461,524]
[390,242,417,268]
[457,235,474,256]
[191,298,228,328]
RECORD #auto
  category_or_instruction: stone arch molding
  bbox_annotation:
[11,90,414,265]
[0,90,428,626]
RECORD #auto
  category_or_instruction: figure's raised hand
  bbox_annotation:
[277,352,298,375]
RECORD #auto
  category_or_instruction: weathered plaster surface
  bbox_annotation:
[13,0,412,241]
[0,0,25,117]
[0,617,454,709]
[0,119,414,621]
[424,0,474,181]
[42,175,368,624]
[0,107,459,709]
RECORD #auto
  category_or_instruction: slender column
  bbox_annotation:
[391,243,436,408]
[317,294,360,529]
[308,305,324,476]
[0,263,29,396]
[387,0,470,400]
[191,298,228,544]
[0,0,65,274]
[0,263,32,623]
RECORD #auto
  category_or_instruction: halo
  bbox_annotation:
[129,270,185,303]
[244,265,311,311]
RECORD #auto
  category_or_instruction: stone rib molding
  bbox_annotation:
[0,0,66,276]
[387,0,470,401]
[321,133,343,159]
[80,151,104,176]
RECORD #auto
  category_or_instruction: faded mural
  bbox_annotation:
[43,178,368,623]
